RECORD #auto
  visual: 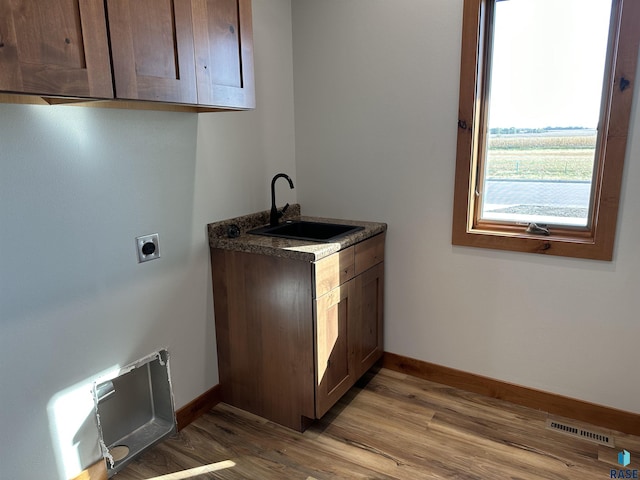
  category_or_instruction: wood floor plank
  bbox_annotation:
[115,368,639,479]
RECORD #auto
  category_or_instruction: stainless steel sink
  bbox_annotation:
[248,220,364,242]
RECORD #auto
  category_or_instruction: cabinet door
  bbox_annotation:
[352,262,384,379]
[191,0,255,108]
[0,0,112,98]
[315,281,355,418]
[107,0,197,104]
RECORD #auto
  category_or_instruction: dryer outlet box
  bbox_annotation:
[136,233,160,263]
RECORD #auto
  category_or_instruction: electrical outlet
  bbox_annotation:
[136,233,160,263]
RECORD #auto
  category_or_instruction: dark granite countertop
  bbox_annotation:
[208,204,387,262]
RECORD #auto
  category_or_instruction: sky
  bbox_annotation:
[487,0,613,129]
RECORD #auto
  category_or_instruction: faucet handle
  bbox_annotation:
[281,203,290,215]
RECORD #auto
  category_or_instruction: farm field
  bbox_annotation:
[485,132,597,181]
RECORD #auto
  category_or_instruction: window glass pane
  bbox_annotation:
[480,0,612,227]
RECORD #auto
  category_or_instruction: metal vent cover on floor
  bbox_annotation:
[546,418,615,447]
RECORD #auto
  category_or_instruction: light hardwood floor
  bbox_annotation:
[115,368,640,479]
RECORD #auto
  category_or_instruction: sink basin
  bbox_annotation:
[248,221,364,242]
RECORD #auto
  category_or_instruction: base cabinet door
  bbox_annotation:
[315,280,356,418]
[0,0,112,97]
[353,262,384,379]
[314,241,384,418]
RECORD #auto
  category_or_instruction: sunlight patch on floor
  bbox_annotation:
[144,460,235,480]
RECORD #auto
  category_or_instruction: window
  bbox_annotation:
[452,0,640,260]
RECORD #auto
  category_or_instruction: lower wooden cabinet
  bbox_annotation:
[211,232,385,431]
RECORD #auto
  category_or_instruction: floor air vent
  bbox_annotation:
[546,419,615,447]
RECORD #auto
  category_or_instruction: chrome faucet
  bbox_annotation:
[270,173,295,226]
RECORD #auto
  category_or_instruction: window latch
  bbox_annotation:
[526,223,550,236]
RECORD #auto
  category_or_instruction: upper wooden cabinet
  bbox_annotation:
[0,0,254,109]
[192,0,255,109]
[106,0,197,104]
[0,0,113,98]
[102,0,254,108]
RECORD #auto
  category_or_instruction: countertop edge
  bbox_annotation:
[207,205,387,262]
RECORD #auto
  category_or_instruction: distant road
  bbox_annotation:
[490,128,597,138]
[484,179,591,208]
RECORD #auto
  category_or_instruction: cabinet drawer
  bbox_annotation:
[355,233,385,275]
[314,246,355,298]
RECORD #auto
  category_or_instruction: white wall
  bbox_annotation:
[0,1,295,478]
[292,0,640,414]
